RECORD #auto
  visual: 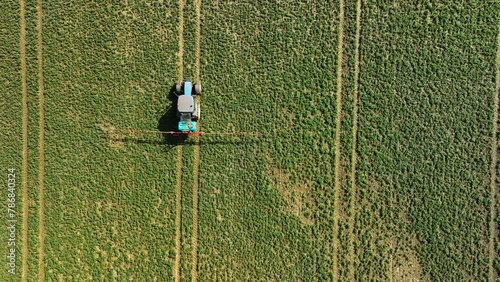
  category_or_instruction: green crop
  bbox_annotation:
[35,1,180,280]
[354,1,499,281]
[0,2,23,281]
[198,1,340,280]
[1,0,498,281]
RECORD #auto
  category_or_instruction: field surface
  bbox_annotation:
[0,0,498,281]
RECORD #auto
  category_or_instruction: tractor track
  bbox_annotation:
[174,1,185,281]
[332,0,346,280]
[488,21,500,282]
[37,1,46,281]
[191,142,200,282]
[19,0,29,280]
[177,0,185,81]
[347,0,362,280]
[174,147,183,282]
[191,1,202,281]
[194,0,201,82]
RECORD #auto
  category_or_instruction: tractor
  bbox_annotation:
[175,78,201,133]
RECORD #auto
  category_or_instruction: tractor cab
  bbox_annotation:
[176,79,201,132]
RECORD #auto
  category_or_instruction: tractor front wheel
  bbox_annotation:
[195,83,202,95]
[176,82,182,95]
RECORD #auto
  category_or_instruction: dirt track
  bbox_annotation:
[332,0,346,280]
[36,1,46,281]
[191,1,202,281]
[348,0,363,280]
[174,1,185,281]
[19,0,29,280]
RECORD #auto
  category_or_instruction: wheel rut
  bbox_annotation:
[191,1,202,281]
[348,0,362,280]
[37,0,46,281]
[174,0,185,281]
[19,0,29,280]
[332,0,346,280]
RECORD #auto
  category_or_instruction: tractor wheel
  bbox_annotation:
[195,82,202,95]
[176,82,182,95]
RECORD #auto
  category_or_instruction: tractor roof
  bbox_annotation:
[178,95,194,113]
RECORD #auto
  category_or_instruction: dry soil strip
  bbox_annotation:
[332,0,346,280]
[347,0,362,280]
[37,1,46,281]
[488,22,500,282]
[174,1,185,281]
[19,0,29,280]
[191,1,202,281]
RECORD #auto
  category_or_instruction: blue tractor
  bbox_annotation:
[175,78,201,133]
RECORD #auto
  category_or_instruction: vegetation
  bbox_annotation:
[40,1,180,280]
[0,2,22,281]
[180,144,194,281]
[199,1,340,280]
[355,1,499,280]
[1,0,498,281]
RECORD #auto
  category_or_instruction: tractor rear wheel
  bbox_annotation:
[195,82,202,95]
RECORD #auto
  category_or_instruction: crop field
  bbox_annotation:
[0,0,499,281]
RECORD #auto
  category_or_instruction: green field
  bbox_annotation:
[0,0,498,281]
